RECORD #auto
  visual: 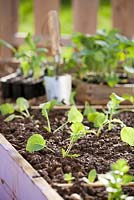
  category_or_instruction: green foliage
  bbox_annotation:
[99,159,134,200]
[88,169,97,183]
[40,100,57,133]
[83,102,96,117]
[123,94,134,105]
[68,106,83,123]
[26,134,46,153]
[69,91,76,105]
[0,103,15,116]
[0,97,31,121]
[64,172,75,184]
[88,112,106,128]
[85,93,126,135]
[0,33,47,80]
[69,30,134,86]
[121,127,134,146]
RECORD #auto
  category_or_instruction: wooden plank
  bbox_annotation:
[0,0,18,58]
[0,134,63,200]
[34,0,60,38]
[75,80,134,105]
[72,0,99,34]
[112,0,134,38]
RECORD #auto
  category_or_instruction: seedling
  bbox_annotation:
[0,97,31,121]
[87,93,126,135]
[64,172,75,184]
[54,106,83,133]
[0,33,47,80]
[98,159,134,200]
[40,99,57,133]
[62,122,96,158]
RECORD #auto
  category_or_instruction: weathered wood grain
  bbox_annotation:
[0,134,63,200]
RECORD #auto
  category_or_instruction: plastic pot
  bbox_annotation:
[44,74,72,105]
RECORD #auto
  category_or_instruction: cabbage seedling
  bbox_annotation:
[0,97,31,121]
[62,122,96,158]
[64,172,75,184]
[98,159,134,200]
[54,106,83,133]
[40,99,57,133]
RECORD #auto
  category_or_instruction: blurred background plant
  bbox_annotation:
[19,0,111,34]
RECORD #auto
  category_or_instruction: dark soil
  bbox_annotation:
[0,109,134,199]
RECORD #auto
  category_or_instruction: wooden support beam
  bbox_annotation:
[34,0,60,38]
[72,0,99,34]
[112,0,134,38]
[0,0,18,58]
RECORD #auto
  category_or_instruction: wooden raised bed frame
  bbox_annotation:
[75,80,134,105]
[0,133,63,200]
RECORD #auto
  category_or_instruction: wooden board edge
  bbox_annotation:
[0,133,63,200]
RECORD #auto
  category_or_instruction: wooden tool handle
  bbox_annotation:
[48,10,60,56]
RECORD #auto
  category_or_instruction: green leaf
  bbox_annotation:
[68,106,83,123]
[94,113,106,128]
[4,114,16,122]
[121,127,134,146]
[123,94,134,104]
[88,169,97,183]
[0,103,15,116]
[69,91,76,105]
[16,97,29,113]
[26,134,46,153]
[88,112,106,128]
[70,122,86,134]
[0,39,16,53]
[105,73,119,87]
[70,122,87,142]
[64,172,75,183]
[122,175,134,185]
[111,159,129,173]
[110,93,125,104]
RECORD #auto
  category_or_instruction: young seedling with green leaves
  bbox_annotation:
[87,93,126,136]
[54,106,83,133]
[40,99,57,133]
[98,159,134,200]
[26,133,53,153]
[59,106,96,158]
[0,97,31,121]
[0,33,47,80]
[64,172,75,184]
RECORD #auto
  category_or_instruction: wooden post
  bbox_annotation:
[0,0,18,58]
[73,0,99,34]
[112,0,134,38]
[34,0,60,38]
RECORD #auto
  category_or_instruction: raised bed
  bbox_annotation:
[0,133,63,200]
[0,107,134,199]
[75,80,134,105]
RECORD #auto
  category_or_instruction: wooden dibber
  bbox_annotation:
[48,10,61,61]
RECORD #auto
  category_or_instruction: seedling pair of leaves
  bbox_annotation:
[86,93,126,136]
[0,97,30,122]
[99,159,134,200]
[39,99,57,133]
[54,106,95,158]
[64,169,96,184]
